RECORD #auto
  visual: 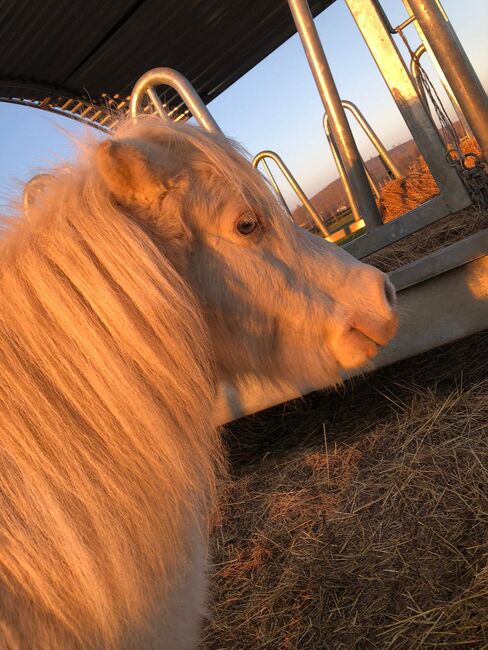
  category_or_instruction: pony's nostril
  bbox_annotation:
[384,279,396,308]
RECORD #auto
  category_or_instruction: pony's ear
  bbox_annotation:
[96,140,163,208]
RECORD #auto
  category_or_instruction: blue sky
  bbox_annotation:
[1,0,487,210]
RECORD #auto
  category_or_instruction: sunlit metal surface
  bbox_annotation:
[322,100,401,221]
[252,150,333,239]
[406,0,487,157]
[325,126,362,223]
[260,158,292,215]
[345,0,469,216]
[287,0,383,230]
[0,0,336,122]
[343,101,401,179]
[410,44,431,116]
[130,67,222,134]
[405,12,471,138]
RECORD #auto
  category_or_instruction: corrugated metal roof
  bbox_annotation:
[0,0,334,122]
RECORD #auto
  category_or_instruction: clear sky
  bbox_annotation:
[1,0,487,211]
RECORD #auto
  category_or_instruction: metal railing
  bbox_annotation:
[130,67,222,134]
[130,69,344,242]
[404,0,482,149]
[126,0,488,261]
[287,0,383,231]
[322,100,401,226]
[252,151,340,240]
[409,45,431,117]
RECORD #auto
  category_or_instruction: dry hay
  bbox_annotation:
[379,137,481,223]
[365,202,488,273]
[203,332,488,649]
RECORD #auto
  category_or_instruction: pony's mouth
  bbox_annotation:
[330,313,398,371]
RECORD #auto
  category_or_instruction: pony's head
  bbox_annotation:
[93,117,397,391]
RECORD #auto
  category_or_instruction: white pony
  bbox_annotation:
[0,117,397,649]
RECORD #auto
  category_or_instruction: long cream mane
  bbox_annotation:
[0,121,224,648]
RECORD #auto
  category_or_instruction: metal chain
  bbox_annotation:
[398,27,488,206]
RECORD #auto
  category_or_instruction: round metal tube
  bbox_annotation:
[341,100,402,179]
[287,0,382,230]
[410,44,432,117]
[364,166,380,200]
[253,150,330,238]
[406,0,488,160]
[402,0,473,138]
[322,116,361,222]
[325,120,379,200]
[260,158,292,215]
[146,86,170,121]
[129,67,222,134]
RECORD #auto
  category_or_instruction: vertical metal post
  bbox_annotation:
[287,0,383,229]
[406,0,487,156]
[323,122,361,222]
[403,1,472,137]
[345,0,469,212]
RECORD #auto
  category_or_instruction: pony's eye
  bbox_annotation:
[236,212,259,236]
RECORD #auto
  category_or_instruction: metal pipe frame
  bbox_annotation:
[323,101,401,192]
[323,125,362,224]
[403,2,472,138]
[405,0,486,155]
[410,44,432,117]
[322,99,401,227]
[252,150,332,239]
[342,100,402,179]
[260,158,291,215]
[129,67,222,134]
[287,0,383,231]
[345,0,469,217]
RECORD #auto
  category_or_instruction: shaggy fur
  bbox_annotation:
[0,117,397,648]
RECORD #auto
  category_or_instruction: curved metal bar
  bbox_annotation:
[252,151,331,239]
[146,86,171,121]
[323,100,401,222]
[129,67,222,134]
[341,101,401,179]
[260,158,291,215]
[410,44,432,118]
[364,165,380,200]
[322,121,361,223]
